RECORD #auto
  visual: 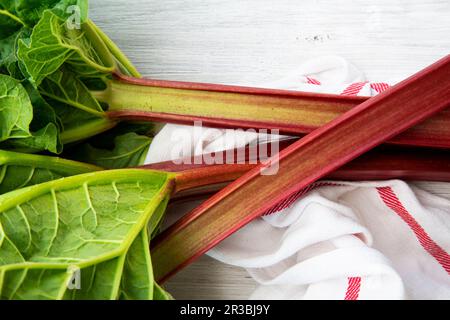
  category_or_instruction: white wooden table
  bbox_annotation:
[91,0,450,300]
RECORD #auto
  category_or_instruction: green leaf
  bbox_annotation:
[0,149,100,195]
[40,68,104,114]
[0,10,23,40]
[63,256,126,300]
[81,122,157,146]
[0,30,27,79]
[13,0,88,27]
[87,20,141,78]
[51,0,89,23]
[81,76,108,91]
[0,169,174,300]
[46,98,116,145]
[23,81,61,132]
[6,123,62,154]
[0,75,64,154]
[0,1,16,11]
[119,230,153,300]
[17,10,114,85]
[69,132,152,169]
[153,283,173,300]
[119,195,169,300]
[0,80,63,154]
[0,74,32,142]
[0,76,66,153]
[0,32,18,71]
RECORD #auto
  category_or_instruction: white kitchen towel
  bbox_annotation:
[145,56,450,300]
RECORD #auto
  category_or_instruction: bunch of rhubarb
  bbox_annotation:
[0,0,449,299]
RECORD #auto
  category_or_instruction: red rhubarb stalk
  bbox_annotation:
[151,55,450,283]
[100,73,450,149]
[146,146,450,201]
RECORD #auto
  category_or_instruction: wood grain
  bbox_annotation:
[90,0,450,300]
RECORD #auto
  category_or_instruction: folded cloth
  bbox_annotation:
[145,56,450,300]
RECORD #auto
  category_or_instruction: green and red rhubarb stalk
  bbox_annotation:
[100,73,450,149]
[150,55,450,283]
[147,145,450,201]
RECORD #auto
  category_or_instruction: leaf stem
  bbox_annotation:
[0,9,26,26]
[0,150,102,175]
[87,20,141,78]
[60,117,118,144]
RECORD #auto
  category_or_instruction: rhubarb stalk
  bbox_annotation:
[151,55,450,283]
[97,73,450,149]
[147,146,450,201]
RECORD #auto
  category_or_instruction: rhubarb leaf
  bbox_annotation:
[49,0,89,23]
[6,81,63,154]
[0,9,23,40]
[0,74,64,154]
[67,132,152,169]
[0,29,30,79]
[86,20,141,78]
[17,10,114,85]
[10,0,88,27]
[40,68,104,114]
[153,283,172,300]
[0,1,16,14]
[0,169,174,300]
[62,256,126,300]
[119,230,154,300]
[0,149,100,195]
[0,31,19,71]
[120,197,171,300]
[47,98,115,144]
[24,82,60,127]
[5,123,62,154]
[0,74,32,142]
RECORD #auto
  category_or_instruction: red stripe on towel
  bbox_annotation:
[341,82,368,96]
[306,76,321,85]
[264,182,343,215]
[370,82,390,93]
[344,277,362,300]
[377,187,450,275]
